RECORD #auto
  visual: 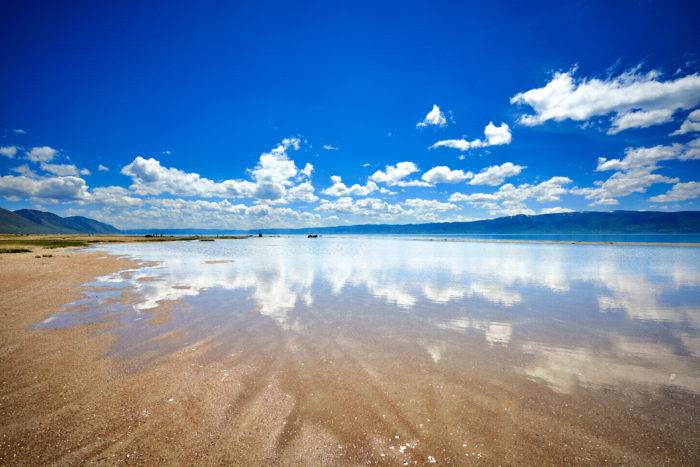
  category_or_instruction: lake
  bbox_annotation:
[38,237,700,463]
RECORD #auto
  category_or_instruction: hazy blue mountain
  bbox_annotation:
[122,211,700,235]
[1,208,120,234]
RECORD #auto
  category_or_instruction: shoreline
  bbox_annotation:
[1,232,699,251]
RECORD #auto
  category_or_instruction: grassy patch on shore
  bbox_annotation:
[0,239,89,248]
[0,247,32,254]
[0,234,253,251]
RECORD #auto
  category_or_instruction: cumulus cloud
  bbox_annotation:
[11,164,36,177]
[469,162,525,186]
[89,186,143,207]
[671,109,700,136]
[91,197,323,230]
[510,67,700,134]
[322,175,378,197]
[0,174,89,200]
[573,139,699,205]
[648,181,700,202]
[417,104,447,128]
[575,168,678,206]
[370,162,431,187]
[121,156,253,197]
[285,181,319,203]
[431,122,511,151]
[317,197,404,218]
[26,146,57,162]
[403,198,458,211]
[317,196,458,221]
[450,176,572,216]
[247,138,301,199]
[98,164,110,172]
[121,137,316,203]
[0,146,17,158]
[323,144,338,151]
[421,166,473,184]
[300,163,314,177]
[39,162,89,177]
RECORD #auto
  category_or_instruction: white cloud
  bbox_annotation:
[321,175,378,197]
[421,166,473,184]
[301,162,314,177]
[483,122,513,145]
[648,181,700,202]
[0,146,17,158]
[89,186,143,207]
[96,197,322,230]
[11,164,36,176]
[121,137,315,203]
[26,146,57,162]
[573,139,699,205]
[323,144,338,151]
[12,129,26,134]
[40,162,82,177]
[450,176,572,216]
[370,161,431,187]
[575,167,678,206]
[403,198,458,211]
[317,197,405,218]
[121,156,253,197]
[248,138,300,198]
[611,109,674,133]
[98,164,110,172]
[431,122,511,151]
[285,181,319,203]
[510,67,700,134]
[0,174,89,200]
[541,206,574,214]
[469,162,525,186]
[671,109,700,135]
[316,196,458,222]
[417,104,447,128]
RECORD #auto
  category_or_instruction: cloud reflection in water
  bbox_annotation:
[43,237,700,395]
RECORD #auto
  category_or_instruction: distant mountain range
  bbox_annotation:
[126,210,700,235]
[2,208,700,235]
[0,208,120,234]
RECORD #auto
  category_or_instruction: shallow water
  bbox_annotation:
[339,233,700,243]
[37,237,700,462]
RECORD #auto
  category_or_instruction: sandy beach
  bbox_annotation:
[1,247,333,464]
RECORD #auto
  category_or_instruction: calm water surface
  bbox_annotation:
[38,237,700,462]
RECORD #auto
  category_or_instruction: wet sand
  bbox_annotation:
[1,246,699,465]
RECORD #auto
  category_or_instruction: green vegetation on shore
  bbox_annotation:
[0,248,32,254]
[0,238,93,249]
[0,234,252,254]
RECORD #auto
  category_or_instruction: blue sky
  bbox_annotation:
[1,0,699,229]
